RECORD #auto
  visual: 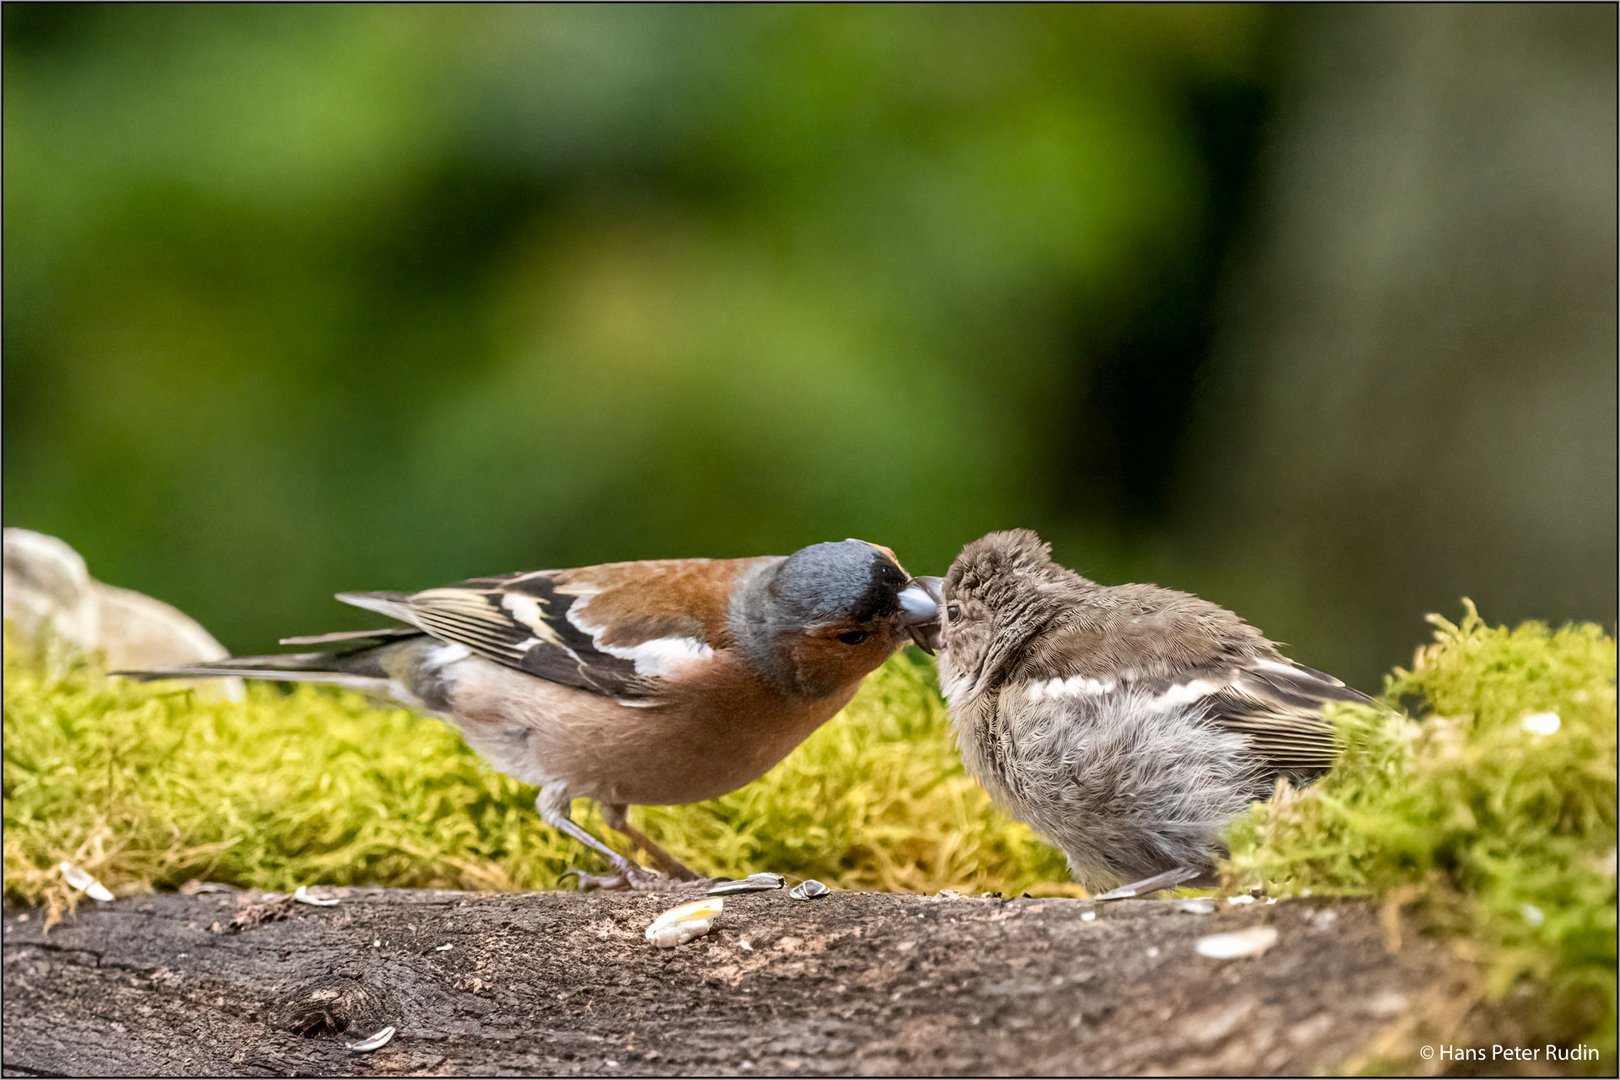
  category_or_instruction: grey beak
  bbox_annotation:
[898,579,941,625]
[898,576,944,654]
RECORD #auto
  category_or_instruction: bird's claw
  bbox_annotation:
[562,865,692,892]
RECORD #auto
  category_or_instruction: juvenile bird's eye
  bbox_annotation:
[836,630,870,645]
[946,603,962,622]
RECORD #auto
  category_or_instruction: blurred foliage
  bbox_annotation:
[2,635,1076,923]
[1226,604,1618,1072]
[1,4,1279,653]
[5,6,1613,689]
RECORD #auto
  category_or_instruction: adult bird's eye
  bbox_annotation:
[837,630,870,645]
[946,604,962,622]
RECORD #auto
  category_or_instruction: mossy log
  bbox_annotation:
[3,888,1466,1076]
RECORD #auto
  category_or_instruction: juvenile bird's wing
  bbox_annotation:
[337,557,771,700]
[1192,657,1372,781]
[1032,589,1372,782]
[1022,655,1362,783]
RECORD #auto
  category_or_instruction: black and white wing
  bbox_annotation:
[330,559,743,700]
[1191,657,1373,781]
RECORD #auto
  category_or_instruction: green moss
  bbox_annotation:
[2,632,1074,920]
[8,607,1614,1070]
[1225,603,1617,1071]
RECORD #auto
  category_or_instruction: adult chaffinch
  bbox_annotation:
[918,529,1373,898]
[129,539,941,889]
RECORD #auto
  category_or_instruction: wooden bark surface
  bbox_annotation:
[2,887,1457,1076]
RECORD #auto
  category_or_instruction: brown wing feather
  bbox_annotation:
[338,557,774,698]
[1201,658,1373,782]
[1028,586,1368,783]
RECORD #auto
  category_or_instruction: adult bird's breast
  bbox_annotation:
[437,652,851,807]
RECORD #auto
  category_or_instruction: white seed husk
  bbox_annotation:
[707,873,785,896]
[1195,925,1279,960]
[346,1025,396,1052]
[293,885,341,907]
[58,861,114,903]
[645,897,724,948]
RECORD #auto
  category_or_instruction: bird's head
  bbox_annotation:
[934,529,1079,705]
[734,539,940,698]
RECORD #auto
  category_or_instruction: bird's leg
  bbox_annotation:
[1092,865,1208,901]
[535,785,664,891]
[601,803,703,882]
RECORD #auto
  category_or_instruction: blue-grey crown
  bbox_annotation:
[771,540,906,624]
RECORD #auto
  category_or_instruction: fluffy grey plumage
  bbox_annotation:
[931,529,1371,893]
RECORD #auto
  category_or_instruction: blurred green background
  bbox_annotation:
[4,5,1615,685]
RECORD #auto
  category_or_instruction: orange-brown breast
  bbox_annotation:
[443,648,855,805]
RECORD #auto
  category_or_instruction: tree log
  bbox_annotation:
[3,888,1458,1076]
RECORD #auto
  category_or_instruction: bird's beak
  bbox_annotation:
[898,576,944,654]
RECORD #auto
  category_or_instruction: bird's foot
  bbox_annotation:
[562,865,702,892]
[1092,865,1208,901]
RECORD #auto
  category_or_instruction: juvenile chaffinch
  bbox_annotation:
[128,539,941,889]
[919,529,1372,898]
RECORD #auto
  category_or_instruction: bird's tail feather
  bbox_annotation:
[280,626,419,647]
[335,591,418,624]
[115,642,399,694]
